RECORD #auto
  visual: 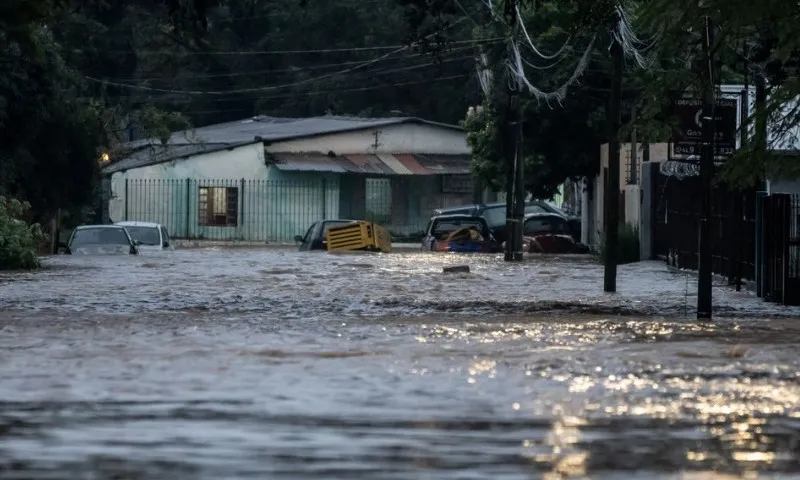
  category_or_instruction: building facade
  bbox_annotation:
[103,115,481,242]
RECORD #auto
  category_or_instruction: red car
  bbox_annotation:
[503,213,590,254]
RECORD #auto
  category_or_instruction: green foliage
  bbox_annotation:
[0,197,44,271]
[598,222,640,265]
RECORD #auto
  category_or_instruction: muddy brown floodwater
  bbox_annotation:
[1,248,799,479]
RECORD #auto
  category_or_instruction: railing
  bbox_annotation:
[653,170,757,285]
[117,178,434,242]
[757,192,800,305]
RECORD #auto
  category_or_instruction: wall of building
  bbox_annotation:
[265,123,469,155]
[108,142,341,241]
[587,142,670,253]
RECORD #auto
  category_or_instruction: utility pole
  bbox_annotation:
[696,15,715,320]
[503,0,524,262]
[603,35,623,292]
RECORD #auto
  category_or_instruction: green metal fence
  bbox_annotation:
[121,178,430,242]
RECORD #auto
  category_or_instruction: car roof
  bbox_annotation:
[116,221,161,227]
[75,224,128,230]
[524,212,565,219]
[431,214,486,221]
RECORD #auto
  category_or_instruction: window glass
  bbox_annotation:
[198,186,239,226]
[481,206,506,227]
[124,226,161,245]
[523,216,568,235]
[70,228,130,248]
[432,218,486,238]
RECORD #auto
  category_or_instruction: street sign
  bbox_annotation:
[671,96,738,157]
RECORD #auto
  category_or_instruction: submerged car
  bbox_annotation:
[295,220,359,251]
[433,201,581,243]
[509,213,590,254]
[62,225,139,255]
[116,221,173,251]
[421,215,499,253]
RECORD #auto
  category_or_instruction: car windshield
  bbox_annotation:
[524,217,568,235]
[432,218,486,238]
[124,226,161,245]
[70,228,130,248]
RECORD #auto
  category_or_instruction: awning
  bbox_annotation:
[269,152,471,175]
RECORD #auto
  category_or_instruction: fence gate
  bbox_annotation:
[758,193,799,305]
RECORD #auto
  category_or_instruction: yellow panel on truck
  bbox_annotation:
[326,221,392,253]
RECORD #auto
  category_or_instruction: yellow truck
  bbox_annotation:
[326,220,392,253]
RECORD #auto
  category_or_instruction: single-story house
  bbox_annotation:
[102,115,483,242]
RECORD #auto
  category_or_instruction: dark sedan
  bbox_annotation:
[432,201,581,244]
[512,213,590,254]
[421,215,500,253]
[295,220,358,251]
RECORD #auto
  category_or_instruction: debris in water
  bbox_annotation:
[443,265,470,274]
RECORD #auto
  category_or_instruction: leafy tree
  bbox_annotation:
[0,197,43,270]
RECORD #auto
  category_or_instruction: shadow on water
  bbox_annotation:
[1,249,800,478]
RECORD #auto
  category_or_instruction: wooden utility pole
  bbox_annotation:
[603,36,623,292]
[503,0,524,262]
[696,15,715,320]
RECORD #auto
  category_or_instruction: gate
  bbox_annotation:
[758,193,800,305]
[652,163,757,285]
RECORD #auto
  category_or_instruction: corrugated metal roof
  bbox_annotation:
[271,153,471,175]
[102,142,251,174]
[413,154,472,174]
[106,115,465,173]
[270,152,348,173]
[122,116,462,151]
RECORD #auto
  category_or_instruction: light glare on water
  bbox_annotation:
[0,248,799,479]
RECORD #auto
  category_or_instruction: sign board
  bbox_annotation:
[441,175,473,194]
[671,96,738,158]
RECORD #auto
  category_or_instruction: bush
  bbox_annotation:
[598,222,640,265]
[0,197,44,270]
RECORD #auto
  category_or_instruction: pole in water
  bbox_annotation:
[603,36,623,292]
[696,15,715,320]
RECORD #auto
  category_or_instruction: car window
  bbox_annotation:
[124,226,161,246]
[524,217,568,235]
[71,228,130,248]
[481,206,506,227]
[524,204,548,214]
[161,227,170,244]
[302,223,317,242]
[432,219,486,238]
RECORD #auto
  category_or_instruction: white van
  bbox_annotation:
[115,221,174,251]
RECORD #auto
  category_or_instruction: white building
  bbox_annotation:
[102,115,481,242]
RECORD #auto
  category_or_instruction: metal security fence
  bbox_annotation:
[756,193,800,305]
[653,169,757,286]
[119,178,438,242]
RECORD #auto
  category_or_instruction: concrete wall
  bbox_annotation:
[265,123,469,155]
[587,142,670,254]
[108,142,341,241]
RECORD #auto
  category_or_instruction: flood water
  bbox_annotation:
[1,249,799,479]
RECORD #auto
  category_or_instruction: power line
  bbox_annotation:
[89,43,495,82]
[87,17,474,96]
[149,73,475,108]
[102,37,498,56]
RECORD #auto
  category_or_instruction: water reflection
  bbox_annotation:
[0,249,799,478]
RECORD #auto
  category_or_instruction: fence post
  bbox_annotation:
[185,178,191,238]
[755,191,766,297]
[240,178,245,240]
[124,179,129,221]
[321,177,327,220]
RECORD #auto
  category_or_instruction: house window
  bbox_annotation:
[198,186,239,227]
